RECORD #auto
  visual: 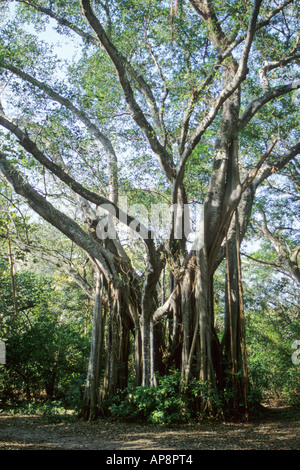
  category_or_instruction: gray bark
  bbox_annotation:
[80,271,104,420]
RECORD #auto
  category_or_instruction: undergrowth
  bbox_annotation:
[108,369,259,425]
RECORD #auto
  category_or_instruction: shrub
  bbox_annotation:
[282,367,300,407]
[109,385,157,422]
[109,369,223,425]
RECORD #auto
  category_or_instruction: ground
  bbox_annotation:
[0,401,299,451]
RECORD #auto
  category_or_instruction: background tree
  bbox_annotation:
[0,196,92,407]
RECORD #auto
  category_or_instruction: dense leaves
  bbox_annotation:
[0,263,91,407]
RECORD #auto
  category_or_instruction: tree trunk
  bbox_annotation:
[222,213,249,416]
[141,265,162,386]
[102,284,136,399]
[79,271,104,420]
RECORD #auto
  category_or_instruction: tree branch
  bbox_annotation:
[179,0,295,154]
[258,51,300,92]
[15,0,169,145]
[0,114,159,261]
[0,58,120,203]
[189,0,230,50]
[220,0,295,62]
[254,212,300,283]
[80,0,174,181]
[241,137,280,191]
[6,233,95,300]
[0,151,117,281]
[254,141,300,187]
[175,0,263,193]
[16,0,101,47]
[238,81,300,131]
[153,284,179,321]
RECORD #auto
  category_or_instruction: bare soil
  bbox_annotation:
[0,401,299,451]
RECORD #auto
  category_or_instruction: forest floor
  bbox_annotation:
[0,400,299,451]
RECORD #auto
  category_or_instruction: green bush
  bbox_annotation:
[1,399,75,423]
[246,308,300,406]
[0,270,91,407]
[109,369,224,425]
[109,385,157,422]
[282,367,300,406]
[151,371,191,425]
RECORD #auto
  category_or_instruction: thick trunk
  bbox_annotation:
[141,265,162,386]
[180,256,197,380]
[80,272,104,420]
[181,260,194,379]
[222,213,249,415]
[225,235,240,387]
[197,251,212,383]
[103,287,124,398]
[170,56,250,415]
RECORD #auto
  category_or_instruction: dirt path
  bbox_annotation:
[0,403,299,451]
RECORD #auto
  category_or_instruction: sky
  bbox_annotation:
[0,1,82,114]
[6,1,80,62]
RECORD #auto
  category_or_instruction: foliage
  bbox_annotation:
[0,263,91,408]
[1,399,73,421]
[109,370,190,425]
[246,305,300,406]
[109,369,250,425]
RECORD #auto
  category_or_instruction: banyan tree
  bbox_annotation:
[0,0,299,419]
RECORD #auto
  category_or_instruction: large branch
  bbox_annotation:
[153,284,179,321]
[258,49,300,92]
[218,0,295,61]
[16,0,101,47]
[0,115,147,232]
[179,0,295,153]
[0,59,119,204]
[0,114,160,264]
[6,234,95,299]
[239,140,300,216]
[15,0,172,177]
[175,0,263,193]
[80,0,174,181]
[238,81,300,131]
[241,137,280,191]
[215,140,300,268]
[254,141,300,187]
[189,0,230,49]
[16,0,164,138]
[0,151,117,281]
[255,211,300,283]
